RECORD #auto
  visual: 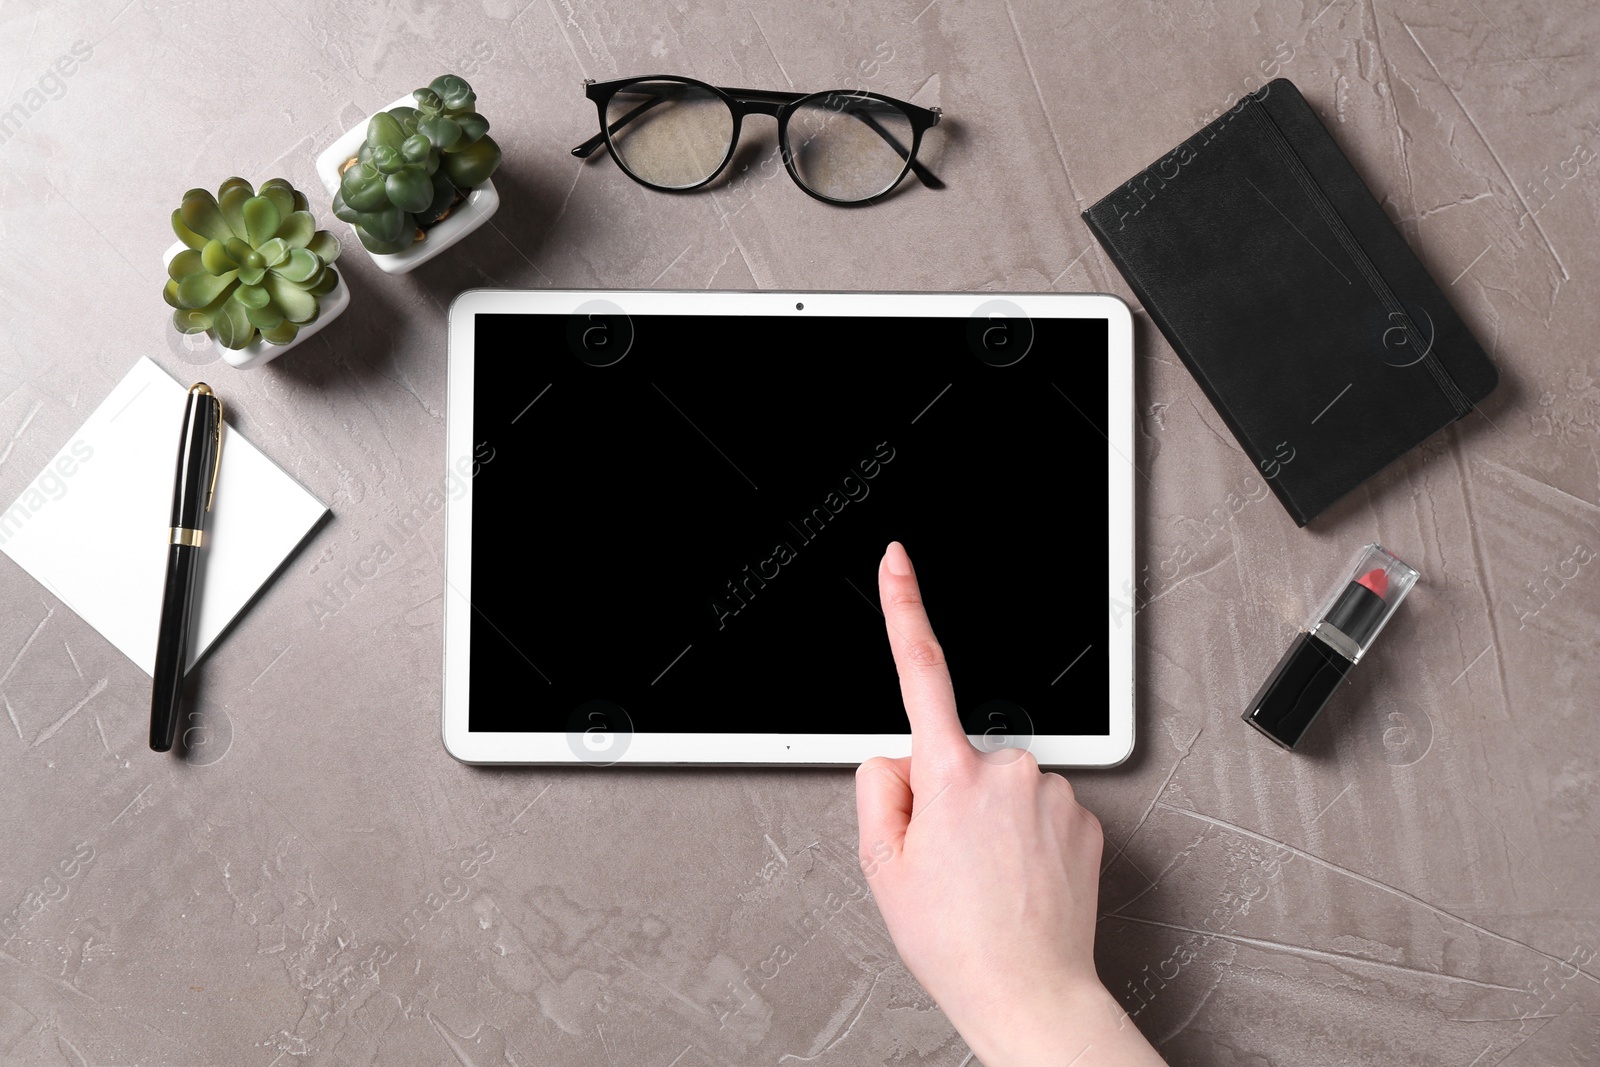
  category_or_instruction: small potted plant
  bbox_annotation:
[315,75,502,274]
[162,178,349,370]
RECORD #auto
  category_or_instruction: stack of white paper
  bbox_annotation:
[0,358,328,675]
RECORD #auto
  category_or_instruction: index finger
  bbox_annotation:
[878,541,974,780]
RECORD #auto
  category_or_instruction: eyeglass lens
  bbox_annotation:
[605,80,734,189]
[787,93,916,202]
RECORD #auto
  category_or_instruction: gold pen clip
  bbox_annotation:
[189,383,224,512]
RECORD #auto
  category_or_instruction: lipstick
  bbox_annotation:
[1243,543,1419,750]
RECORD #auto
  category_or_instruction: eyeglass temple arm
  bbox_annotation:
[571,94,669,158]
[846,107,945,190]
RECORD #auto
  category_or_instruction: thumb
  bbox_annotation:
[855,756,913,870]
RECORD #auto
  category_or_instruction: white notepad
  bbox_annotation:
[0,358,327,675]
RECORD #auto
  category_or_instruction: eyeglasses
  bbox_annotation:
[571,75,944,205]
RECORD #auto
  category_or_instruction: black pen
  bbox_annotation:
[149,383,224,752]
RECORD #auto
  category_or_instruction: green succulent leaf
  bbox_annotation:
[234,283,271,309]
[286,264,321,290]
[331,191,361,225]
[357,142,375,165]
[310,267,340,296]
[177,269,238,309]
[264,273,319,322]
[212,297,255,350]
[237,263,267,286]
[200,239,237,275]
[180,189,233,243]
[276,210,315,248]
[162,279,184,309]
[385,168,433,213]
[168,248,204,281]
[223,237,255,265]
[259,179,299,220]
[356,225,415,255]
[199,287,231,317]
[342,164,390,211]
[173,308,213,334]
[276,247,321,283]
[418,115,461,151]
[391,106,420,132]
[372,144,404,174]
[368,111,406,150]
[217,176,254,200]
[243,197,282,247]
[171,209,210,250]
[257,237,289,267]
[413,87,443,113]
[218,184,252,240]
[455,113,489,145]
[246,304,284,331]
[442,134,502,189]
[308,230,341,263]
[354,206,408,243]
[418,169,458,224]
[173,286,231,332]
[293,189,310,212]
[429,75,476,112]
[289,266,328,291]
[261,319,299,346]
[401,133,433,164]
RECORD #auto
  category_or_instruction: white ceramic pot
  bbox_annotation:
[314,94,501,275]
[162,241,351,370]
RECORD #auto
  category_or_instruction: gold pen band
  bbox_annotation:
[169,527,204,548]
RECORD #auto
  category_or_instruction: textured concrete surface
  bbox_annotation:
[3,0,1599,1064]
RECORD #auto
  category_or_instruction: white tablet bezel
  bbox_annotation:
[442,290,1135,767]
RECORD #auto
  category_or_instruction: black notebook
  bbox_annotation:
[1083,78,1498,526]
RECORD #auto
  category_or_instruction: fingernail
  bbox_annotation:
[885,541,912,576]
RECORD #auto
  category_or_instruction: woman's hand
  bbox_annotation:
[856,541,1166,1067]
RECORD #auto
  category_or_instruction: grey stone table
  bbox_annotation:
[3,1,1597,1064]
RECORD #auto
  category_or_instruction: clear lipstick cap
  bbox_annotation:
[1310,543,1420,660]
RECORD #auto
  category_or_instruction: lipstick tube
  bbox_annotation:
[1243,543,1419,750]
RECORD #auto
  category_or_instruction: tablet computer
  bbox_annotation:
[442,291,1134,766]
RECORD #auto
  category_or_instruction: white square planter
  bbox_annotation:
[314,94,500,275]
[163,241,351,370]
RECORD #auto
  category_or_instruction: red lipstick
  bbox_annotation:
[1356,569,1387,598]
[1243,544,1419,750]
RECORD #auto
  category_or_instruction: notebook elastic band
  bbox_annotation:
[1246,100,1476,417]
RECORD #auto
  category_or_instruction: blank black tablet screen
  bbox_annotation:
[468,313,1110,737]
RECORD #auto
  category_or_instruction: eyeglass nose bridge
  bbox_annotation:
[735,99,785,119]
[719,87,800,120]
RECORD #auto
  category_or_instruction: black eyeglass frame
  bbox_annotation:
[572,75,944,206]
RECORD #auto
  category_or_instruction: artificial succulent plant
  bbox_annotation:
[165,178,342,349]
[333,74,503,254]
